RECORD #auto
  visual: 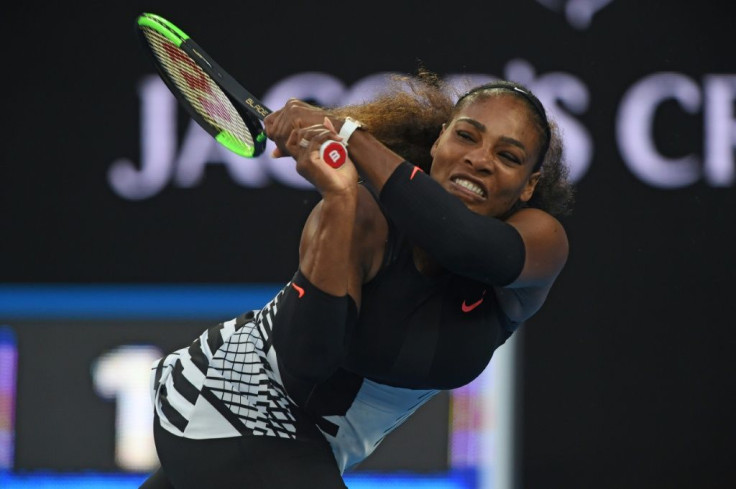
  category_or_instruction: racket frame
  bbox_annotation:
[136,12,270,157]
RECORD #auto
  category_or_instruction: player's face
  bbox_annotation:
[429,94,542,218]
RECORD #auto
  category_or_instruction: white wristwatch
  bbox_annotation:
[338,117,363,146]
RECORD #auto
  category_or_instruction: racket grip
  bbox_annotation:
[319,140,348,168]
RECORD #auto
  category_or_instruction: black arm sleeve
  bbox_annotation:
[379,161,526,285]
[271,270,358,384]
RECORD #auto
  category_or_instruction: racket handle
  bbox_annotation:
[319,140,348,168]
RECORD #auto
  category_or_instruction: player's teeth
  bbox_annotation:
[455,178,484,196]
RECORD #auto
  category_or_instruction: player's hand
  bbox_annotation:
[265,99,332,158]
[286,118,357,197]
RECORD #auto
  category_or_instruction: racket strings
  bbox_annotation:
[140,27,255,150]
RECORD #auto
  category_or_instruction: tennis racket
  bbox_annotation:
[135,12,347,167]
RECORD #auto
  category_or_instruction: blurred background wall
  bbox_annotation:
[1,1,735,488]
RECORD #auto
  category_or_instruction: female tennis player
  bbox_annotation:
[140,73,574,489]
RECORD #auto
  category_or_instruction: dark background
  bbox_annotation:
[2,1,735,488]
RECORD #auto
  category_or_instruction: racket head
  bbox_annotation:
[135,13,267,158]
